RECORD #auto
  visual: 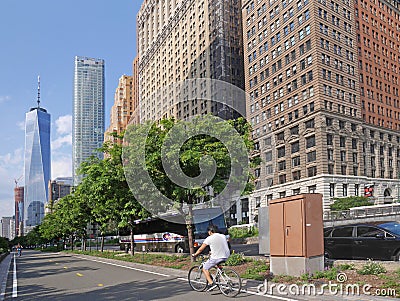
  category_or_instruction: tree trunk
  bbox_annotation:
[71,236,74,251]
[129,227,135,256]
[100,234,105,252]
[186,203,195,262]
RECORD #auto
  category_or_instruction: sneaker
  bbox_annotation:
[205,282,218,292]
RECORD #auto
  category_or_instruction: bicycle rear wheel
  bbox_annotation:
[188,265,207,291]
[218,268,242,297]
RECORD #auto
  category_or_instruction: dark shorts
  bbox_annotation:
[203,258,227,270]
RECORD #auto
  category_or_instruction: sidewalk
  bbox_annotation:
[0,253,11,301]
[68,253,394,301]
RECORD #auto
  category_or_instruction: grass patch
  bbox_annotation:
[225,251,247,266]
[312,267,339,281]
[357,261,386,275]
[337,263,355,271]
[241,260,269,281]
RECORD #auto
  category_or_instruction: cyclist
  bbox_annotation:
[192,225,230,291]
[17,244,22,257]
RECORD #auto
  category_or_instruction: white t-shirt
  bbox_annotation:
[203,233,230,259]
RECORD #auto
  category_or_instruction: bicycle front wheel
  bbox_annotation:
[188,265,207,292]
[218,268,242,297]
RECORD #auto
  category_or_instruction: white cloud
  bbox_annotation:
[17,120,25,131]
[55,115,72,135]
[52,134,72,150]
[0,199,14,218]
[0,148,24,167]
[0,95,11,104]
[0,149,24,217]
[51,155,72,179]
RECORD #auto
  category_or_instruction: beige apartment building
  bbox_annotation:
[137,0,245,122]
[104,75,135,143]
[242,0,400,221]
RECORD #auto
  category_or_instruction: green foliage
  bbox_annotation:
[272,275,295,282]
[123,116,259,256]
[330,196,373,211]
[312,267,339,280]
[337,263,355,270]
[39,246,60,252]
[228,226,258,238]
[240,260,269,280]
[225,251,247,266]
[357,261,386,275]
[0,237,9,252]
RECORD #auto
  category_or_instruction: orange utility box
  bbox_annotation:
[269,194,324,276]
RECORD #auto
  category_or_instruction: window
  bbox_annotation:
[291,141,300,153]
[342,184,348,196]
[278,160,287,171]
[328,149,334,160]
[357,227,385,238]
[292,156,301,167]
[292,170,301,180]
[327,134,333,145]
[307,166,317,177]
[308,184,317,193]
[332,227,353,237]
[305,119,314,128]
[307,151,316,162]
[306,135,315,148]
[290,125,299,135]
[266,151,272,162]
[278,146,286,158]
[329,183,335,197]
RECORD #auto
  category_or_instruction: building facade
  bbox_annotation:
[14,186,24,236]
[131,56,141,126]
[0,217,15,240]
[24,101,51,233]
[104,75,134,143]
[73,56,105,185]
[242,0,400,222]
[137,0,245,122]
[47,177,73,212]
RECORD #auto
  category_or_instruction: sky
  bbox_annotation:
[0,0,142,218]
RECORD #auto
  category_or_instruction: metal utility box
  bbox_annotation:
[269,194,324,276]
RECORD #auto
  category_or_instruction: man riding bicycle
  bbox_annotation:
[192,225,230,291]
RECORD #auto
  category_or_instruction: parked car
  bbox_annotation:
[324,221,400,261]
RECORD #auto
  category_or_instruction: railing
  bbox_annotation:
[324,203,400,221]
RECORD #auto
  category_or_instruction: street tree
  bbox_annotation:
[123,116,259,260]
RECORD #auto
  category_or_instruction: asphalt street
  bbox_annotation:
[0,250,280,301]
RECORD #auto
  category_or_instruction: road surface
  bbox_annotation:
[0,250,287,301]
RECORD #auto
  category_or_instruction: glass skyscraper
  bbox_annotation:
[24,103,51,233]
[73,56,105,185]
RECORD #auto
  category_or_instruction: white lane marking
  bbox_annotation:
[76,256,299,301]
[74,256,170,277]
[177,277,299,301]
[12,254,17,298]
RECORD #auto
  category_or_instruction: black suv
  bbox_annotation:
[324,221,400,261]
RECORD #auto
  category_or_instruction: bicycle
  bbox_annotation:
[188,254,242,297]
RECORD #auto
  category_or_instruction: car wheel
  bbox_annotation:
[175,244,184,253]
[324,250,332,259]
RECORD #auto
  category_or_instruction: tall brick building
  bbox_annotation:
[242,0,400,221]
[137,0,245,122]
